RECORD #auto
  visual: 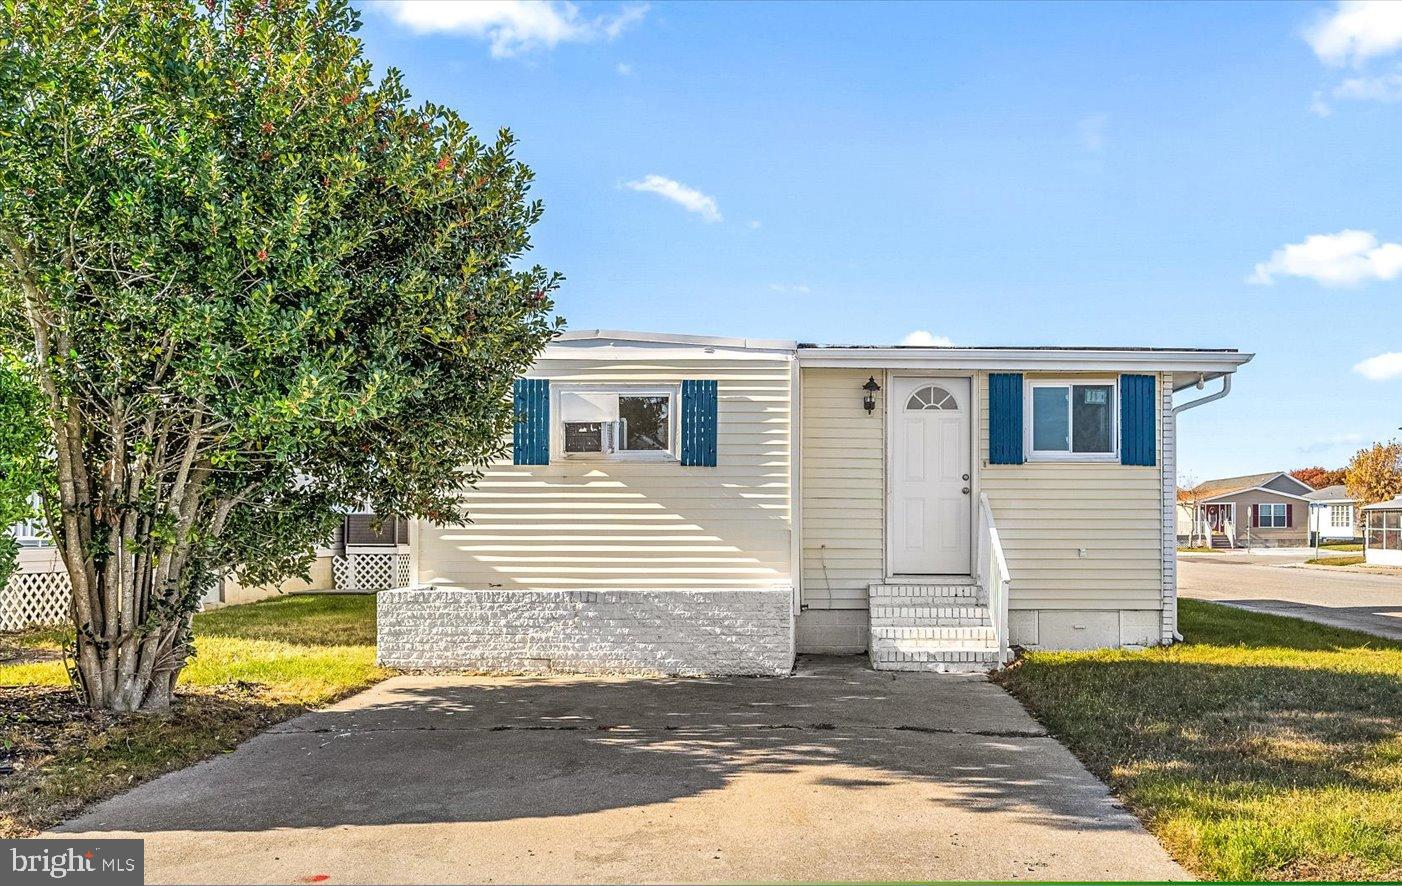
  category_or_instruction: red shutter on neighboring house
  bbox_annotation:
[1286,503,1293,527]
[1251,504,1259,528]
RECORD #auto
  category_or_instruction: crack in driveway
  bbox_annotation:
[271,721,1050,738]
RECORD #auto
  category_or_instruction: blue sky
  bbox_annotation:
[353,0,1401,483]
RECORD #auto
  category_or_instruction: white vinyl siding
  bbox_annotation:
[979,372,1167,612]
[799,368,884,609]
[799,368,1170,616]
[416,356,792,588]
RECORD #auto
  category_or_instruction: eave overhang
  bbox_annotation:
[795,347,1252,391]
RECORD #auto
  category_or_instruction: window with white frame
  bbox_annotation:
[1258,502,1288,528]
[556,386,677,460]
[1330,504,1352,528]
[1367,509,1401,551]
[1026,380,1117,460]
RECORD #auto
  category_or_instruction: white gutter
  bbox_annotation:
[1172,374,1231,415]
[797,347,1253,378]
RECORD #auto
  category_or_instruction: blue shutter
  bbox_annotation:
[680,380,718,467]
[512,378,549,465]
[988,373,1023,465]
[1119,374,1156,466]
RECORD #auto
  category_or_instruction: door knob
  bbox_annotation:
[962,487,970,495]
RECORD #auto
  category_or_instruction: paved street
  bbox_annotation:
[1180,553,1402,640]
[53,658,1185,884]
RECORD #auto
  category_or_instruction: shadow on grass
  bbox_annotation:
[1,684,306,837]
[1002,659,1400,788]
[1177,598,1402,651]
[995,601,1402,879]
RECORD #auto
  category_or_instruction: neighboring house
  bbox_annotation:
[380,330,1252,675]
[205,510,410,606]
[1181,471,1313,548]
[2,508,405,629]
[1363,496,1402,567]
[1305,484,1361,543]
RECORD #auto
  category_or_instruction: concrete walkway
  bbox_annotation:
[53,658,1186,884]
[1181,555,1402,640]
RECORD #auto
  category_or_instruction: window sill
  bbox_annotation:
[555,454,680,464]
[1024,453,1120,464]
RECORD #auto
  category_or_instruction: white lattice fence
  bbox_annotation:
[1,569,72,631]
[333,553,410,591]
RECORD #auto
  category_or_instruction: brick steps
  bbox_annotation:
[869,605,990,627]
[868,582,1000,673]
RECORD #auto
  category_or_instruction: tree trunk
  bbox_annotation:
[64,549,195,713]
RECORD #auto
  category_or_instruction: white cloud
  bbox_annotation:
[768,283,811,294]
[378,1,648,58]
[600,3,648,38]
[1078,113,1108,152]
[747,220,762,230]
[615,62,634,76]
[900,330,955,347]
[1333,66,1402,101]
[1354,352,1402,380]
[623,175,722,222]
[1247,229,1402,287]
[1305,1,1402,67]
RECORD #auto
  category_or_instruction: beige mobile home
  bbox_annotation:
[379,331,1252,674]
[1182,471,1313,548]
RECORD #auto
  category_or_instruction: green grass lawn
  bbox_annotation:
[1321,543,1365,552]
[0,594,385,836]
[1306,555,1367,566]
[1176,546,1223,553]
[995,600,1401,881]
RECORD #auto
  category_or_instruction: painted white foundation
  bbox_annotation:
[1366,548,1402,567]
[378,587,794,676]
[1008,608,1163,650]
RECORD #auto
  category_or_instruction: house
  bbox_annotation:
[378,330,1252,675]
[2,508,408,630]
[1305,484,1361,543]
[1181,471,1313,548]
[203,511,411,606]
[1363,496,1402,566]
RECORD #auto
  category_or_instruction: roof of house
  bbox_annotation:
[1188,472,1287,499]
[1304,484,1353,502]
[1363,496,1402,510]
[798,343,1243,352]
[544,331,1254,385]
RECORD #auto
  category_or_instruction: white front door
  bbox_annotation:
[890,376,972,574]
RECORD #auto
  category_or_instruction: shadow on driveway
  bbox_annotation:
[54,657,1187,883]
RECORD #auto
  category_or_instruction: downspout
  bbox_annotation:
[1169,373,1233,641]
[1172,373,1231,416]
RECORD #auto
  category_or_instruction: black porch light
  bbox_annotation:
[862,376,881,414]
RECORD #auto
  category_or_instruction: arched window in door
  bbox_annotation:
[906,385,958,411]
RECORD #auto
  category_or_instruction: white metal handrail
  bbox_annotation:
[977,493,1012,666]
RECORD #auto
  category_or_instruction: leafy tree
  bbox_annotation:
[0,354,47,588]
[1345,441,1402,506]
[1290,466,1347,489]
[0,0,559,711]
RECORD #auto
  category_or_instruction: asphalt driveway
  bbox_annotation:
[54,657,1185,884]
[1180,554,1402,640]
